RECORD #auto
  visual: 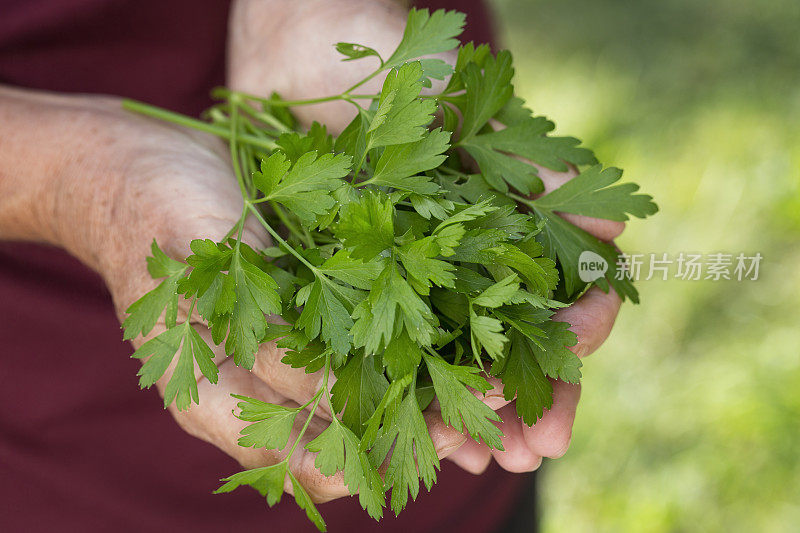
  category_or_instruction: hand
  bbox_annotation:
[446,164,624,473]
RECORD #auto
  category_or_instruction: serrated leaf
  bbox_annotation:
[494,329,553,425]
[457,50,515,141]
[215,462,287,507]
[288,471,327,532]
[296,278,353,355]
[384,8,465,70]
[370,390,439,515]
[232,394,299,450]
[132,324,218,411]
[306,421,385,519]
[255,150,352,226]
[532,165,659,221]
[351,261,438,354]
[330,355,388,436]
[319,250,383,290]
[368,129,450,194]
[422,352,503,449]
[368,62,437,148]
[472,274,520,308]
[225,250,282,368]
[336,191,395,260]
[469,312,508,360]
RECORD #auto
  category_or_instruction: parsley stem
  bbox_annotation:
[121,99,277,150]
[246,203,321,276]
[228,96,250,202]
[269,201,315,248]
[284,354,331,460]
[505,192,537,209]
[344,68,383,95]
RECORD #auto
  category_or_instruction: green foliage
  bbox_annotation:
[122,7,657,530]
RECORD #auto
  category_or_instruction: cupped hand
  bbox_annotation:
[446,165,624,474]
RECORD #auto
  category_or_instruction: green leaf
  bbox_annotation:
[215,462,287,507]
[330,355,389,436]
[529,321,582,384]
[370,390,439,515]
[368,62,437,148]
[288,471,327,532]
[255,150,352,226]
[335,108,370,170]
[368,129,450,194]
[383,8,465,69]
[180,239,233,298]
[132,324,218,411]
[146,239,186,278]
[232,394,299,450]
[422,352,503,449]
[335,42,383,63]
[464,118,597,176]
[319,250,382,290]
[225,250,282,368]
[532,165,659,221]
[306,421,385,519]
[396,234,457,294]
[533,207,640,301]
[469,312,508,360]
[496,243,559,297]
[419,58,454,88]
[472,274,520,308]
[123,241,187,339]
[296,278,353,355]
[457,50,515,141]
[336,191,395,260]
[382,330,423,380]
[494,330,553,425]
[351,261,438,354]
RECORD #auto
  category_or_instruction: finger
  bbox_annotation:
[250,342,334,419]
[553,285,621,358]
[169,358,292,468]
[522,380,580,458]
[171,359,351,503]
[285,411,351,503]
[535,164,625,242]
[446,438,493,475]
[474,375,513,410]
[424,410,468,459]
[490,404,543,473]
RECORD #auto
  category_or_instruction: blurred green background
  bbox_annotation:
[489,0,800,531]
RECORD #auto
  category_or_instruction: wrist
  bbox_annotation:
[0,87,129,270]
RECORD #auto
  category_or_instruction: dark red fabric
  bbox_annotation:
[0,1,524,532]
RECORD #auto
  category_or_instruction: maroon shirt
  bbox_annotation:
[0,1,529,531]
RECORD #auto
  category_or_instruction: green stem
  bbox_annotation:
[238,100,291,133]
[246,203,321,275]
[269,202,315,248]
[122,99,277,150]
[228,97,250,201]
[284,354,331,459]
[344,68,382,95]
[506,191,536,209]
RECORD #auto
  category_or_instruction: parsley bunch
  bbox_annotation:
[122,9,657,530]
